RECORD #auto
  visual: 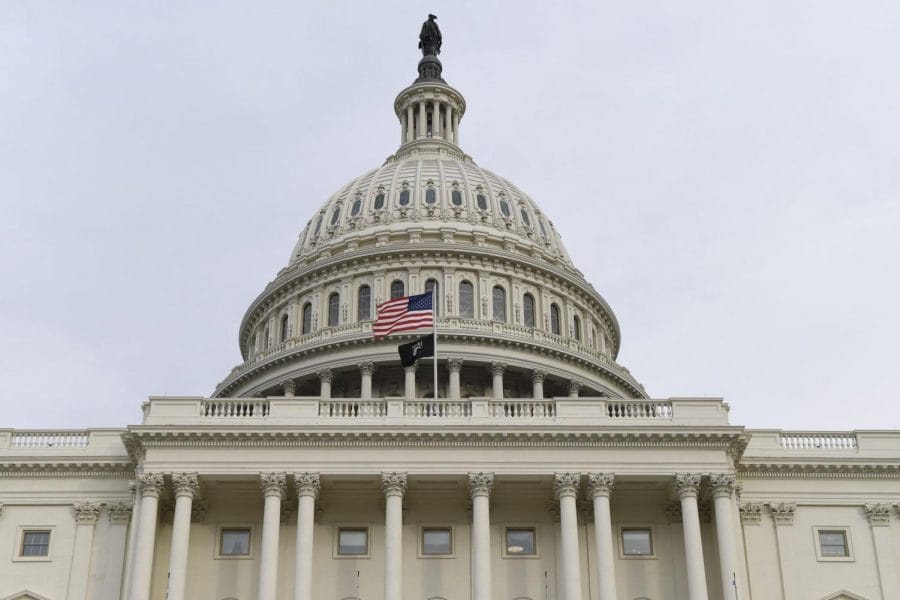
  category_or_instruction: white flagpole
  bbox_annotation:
[432,290,438,401]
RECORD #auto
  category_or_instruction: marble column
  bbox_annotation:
[404,364,417,399]
[318,369,333,400]
[400,112,407,145]
[104,503,132,599]
[588,473,618,600]
[452,111,460,144]
[257,473,287,600]
[130,473,165,600]
[710,473,740,600]
[382,472,408,600]
[66,503,102,600]
[490,362,506,399]
[567,380,582,398]
[448,358,463,399]
[293,473,320,600]
[444,104,452,141]
[283,379,296,397]
[406,105,414,142]
[358,361,375,400]
[866,504,899,599]
[166,473,199,600]
[676,473,709,600]
[769,502,796,600]
[531,370,545,400]
[418,101,426,138]
[432,99,441,137]
[469,473,494,600]
[119,482,141,599]
[554,473,583,600]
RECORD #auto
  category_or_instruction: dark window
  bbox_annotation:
[313,216,323,236]
[523,293,536,327]
[374,193,385,210]
[263,326,270,348]
[573,315,581,341]
[399,189,410,206]
[492,286,506,322]
[499,199,511,217]
[350,198,362,216]
[21,530,50,557]
[520,207,531,226]
[476,194,488,210]
[451,190,463,206]
[539,218,548,237]
[357,285,371,321]
[425,279,440,316]
[302,303,312,335]
[330,207,341,225]
[327,293,340,327]
[622,528,653,556]
[280,314,289,342]
[422,528,452,555]
[220,529,251,556]
[550,303,561,335]
[338,528,368,555]
[459,281,474,318]
[819,530,849,557]
[425,188,437,204]
[390,280,405,299]
[505,528,536,555]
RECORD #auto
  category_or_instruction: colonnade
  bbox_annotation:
[400,97,459,145]
[126,471,740,600]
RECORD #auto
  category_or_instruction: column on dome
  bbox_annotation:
[166,473,199,600]
[400,111,407,145]
[587,473,618,600]
[418,100,426,138]
[382,472,407,600]
[257,473,287,600]
[554,473,583,600]
[676,473,709,600]
[432,99,441,138]
[448,359,463,399]
[710,473,741,600]
[358,361,375,400]
[532,370,545,400]
[294,473,320,600]
[567,380,581,398]
[468,473,494,600]
[318,369,333,400]
[406,105,414,142]
[444,103,452,141]
[404,364,417,399]
[283,379,296,397]
[490,362,505,399]
[130,473,165,600]
[68,502,102,600]
[452,110,460,144]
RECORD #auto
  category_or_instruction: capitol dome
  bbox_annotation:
[213,46,646,401]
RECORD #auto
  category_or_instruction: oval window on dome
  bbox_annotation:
[520,207,531,226]
[451,190,463,206]
[476,194,488,211]
[351,198,362,216]
[399,190,410,206]
[330,207,341,225]
[425,188,437,205]
[374,193,385,210]
[499,199,511,218]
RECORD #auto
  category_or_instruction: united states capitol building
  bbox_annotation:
[2,17,899,600]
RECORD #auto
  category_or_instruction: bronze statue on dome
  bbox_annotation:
[419,14,442,56]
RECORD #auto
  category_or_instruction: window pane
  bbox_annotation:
[339,529,368,555]
[425,279,440,316]
[506,529,535,555]
[499,200,511,217]
[313,216,323,236]
[358,286,371,321]
[221,529,250,556]
[374,193,385,209]
[399,190,410,206]
[423,528,452,554]
[22,531,50,556]
[819,531,848,556]
[520,207,531,225]
[523,294,535,327]
[390,281,405,299]
[280,315,289,341]
[302,303,312,334]
[492,286,506,322]
[573,315,581,340]
[328,293,340,326]
[451,190,463,206]
[550,304,560,335]
[476,194,488,210]
[425,188,437,204]
[622,529,652,555]
[330,207,341,225]
[459,281,474,318]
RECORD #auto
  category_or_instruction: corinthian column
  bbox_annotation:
[318,369,333,400]
[257,473,287,600]
[358,361,375,400]
[382,472,408,600]
[293,473,320,600]
[676,473,709,600]
[166,473,199,600]
[468,473,494,600]
[554,473,583,600]
[588,473,617,600]
[710,473,740,600]
[130,473,165,600]
[404,364,417,399]
[67,502,102,600]
[531,370,545,399]
[490,362,506,399]
[447,358,463,399]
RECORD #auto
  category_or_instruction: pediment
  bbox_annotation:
[1,591,53,600]
[820,591,869,600]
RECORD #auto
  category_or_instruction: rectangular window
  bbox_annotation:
[621,528,653,556]
[338,528,369,555]
[422,527,452,555]
[818,530,849,557]
[21,530,51,557]
[220,528,251,556]
[505,527,536,556]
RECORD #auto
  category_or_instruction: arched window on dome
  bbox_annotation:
[280,314,289,342]
[327,293,340,327]
[523,293,536,328]
[357,285,371,321]
[301,303,312,335]
[451,189,463,206]
[459,280,474,318]
[425,188,437,205]
[520,207,531,226]
[374,193,385,210]
[330,206,341,226]
[350,197,362,216]
[573,314,581,341]
[399,189,411,206]
[492,286,507,322]
[476,193,488,211]
[425,278,440,316]
[263,325,271,348]
[313,215,323,237]
[498,198,512,218]
[550,303,561,335]
[390,280,405,299]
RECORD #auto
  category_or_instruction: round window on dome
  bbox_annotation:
[520,208,531,226]
[476,194,488,210]
[374,193,385,210]
[330,207,341,225]
[350,199,362,216]
[425,188,437,205]
[451,190,463,206]
[399,190,410,206]
[499,200,511,218]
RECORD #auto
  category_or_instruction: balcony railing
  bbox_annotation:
[779,432,858,450]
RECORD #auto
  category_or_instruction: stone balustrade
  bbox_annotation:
[9,430,90,448]
[0,428,129,458]
[200,399,270,418]
[489,399,556,418]
[607,400,673,419]
[779,432,858,450]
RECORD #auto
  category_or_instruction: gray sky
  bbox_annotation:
[1,1,898,430]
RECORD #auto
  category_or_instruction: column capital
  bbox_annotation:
[317,368,334,384]
[171,472,200,499]
[674,473,702,498]
[587,473,615,498]
[137,473,166,498]
[490,361,506,376]
[865,503,892,526]
[531,370,546,384]
[709,473,736,499]
[567,380,582,396]
[382,472,407,497]
[739,502,764,525]
[404,363,418,374]
[554,472,581,499]
[768,502,796,525]
[73,502,102,524]
[108,501,132,524]
[295,472,321,499]
[468,472,494,497]
[282,379,296,397]
[357,361,376,376]
[259,472,287,499]
[447,358,464,372]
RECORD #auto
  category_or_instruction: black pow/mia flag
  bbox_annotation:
[398,333,435,367]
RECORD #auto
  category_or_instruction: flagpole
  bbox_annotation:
[432,290,438,401]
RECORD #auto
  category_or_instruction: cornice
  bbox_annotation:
[738,463,900,479]
[0,464,133,478]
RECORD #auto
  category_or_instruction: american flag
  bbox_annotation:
[373,292,434,340]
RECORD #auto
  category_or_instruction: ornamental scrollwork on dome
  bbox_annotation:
[468,472,494,497]
[553,473,581,499]
[381,472,407,496]
[587,473,615,498]
[259,473,287,498]
[674,473,702,498]
[296,472,321,499]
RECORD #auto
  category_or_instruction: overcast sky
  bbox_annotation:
[1,2,898,430]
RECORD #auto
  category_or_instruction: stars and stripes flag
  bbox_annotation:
[373,292,434,340]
